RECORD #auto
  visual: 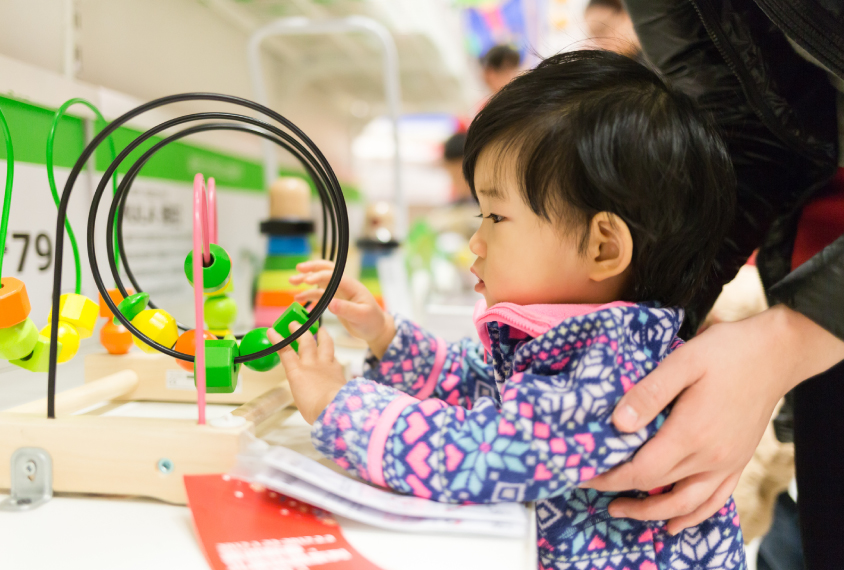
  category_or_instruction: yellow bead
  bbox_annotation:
[40,321,81,364]
[47,293,99,339]
[9,335,62,373]
[131,309,178,354]
[205,277,233,298]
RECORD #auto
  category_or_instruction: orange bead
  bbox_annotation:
[0,277,31,328]
[99,288,134,319]
[100,321,133,355]
[173,329,217,371]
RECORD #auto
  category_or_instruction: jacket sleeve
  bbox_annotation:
[311,328,669,503]
[361,314,495,407]
[769,234,844,339]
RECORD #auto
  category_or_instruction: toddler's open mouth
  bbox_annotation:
[471,268,485,293]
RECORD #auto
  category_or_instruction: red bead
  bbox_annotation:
[173,329,218,371]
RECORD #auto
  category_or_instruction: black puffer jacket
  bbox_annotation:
[625,0,843,339]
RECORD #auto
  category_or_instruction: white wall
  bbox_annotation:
[0,0,360,178]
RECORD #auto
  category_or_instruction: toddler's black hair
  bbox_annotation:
[463,50,735,308]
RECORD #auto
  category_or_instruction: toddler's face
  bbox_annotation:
[468,145,594,307]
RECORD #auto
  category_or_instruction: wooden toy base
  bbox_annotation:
[0,352,295,504]
[84,352,284,404]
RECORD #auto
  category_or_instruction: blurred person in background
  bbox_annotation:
[480,44,522,96]
[442,133,473,206]
[583,0,642,59]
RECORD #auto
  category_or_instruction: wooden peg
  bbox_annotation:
[269,177,311,220]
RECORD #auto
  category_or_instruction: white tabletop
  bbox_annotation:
[0,346,535,570]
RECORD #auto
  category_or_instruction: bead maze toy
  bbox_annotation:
[0,93,349,505]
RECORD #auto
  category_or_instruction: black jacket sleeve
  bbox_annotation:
[769,234,844,339]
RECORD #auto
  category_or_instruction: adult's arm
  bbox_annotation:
[585,0,844,533]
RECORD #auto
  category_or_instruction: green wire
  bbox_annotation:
[47,99,119,294]
[0,107,14,280]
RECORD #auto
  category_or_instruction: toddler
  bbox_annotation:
[269,51,745,569]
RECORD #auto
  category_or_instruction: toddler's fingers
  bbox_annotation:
[268,328,300,373]
[288,321,317,362]
[295,260,334,273]
[329,298,375,322]
[294,289,326,305]
[301,269,334,287]
[316,327,335,361]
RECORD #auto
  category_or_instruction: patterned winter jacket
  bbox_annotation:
[312,301,746,569]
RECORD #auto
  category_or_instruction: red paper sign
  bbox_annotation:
[185,474,384,570]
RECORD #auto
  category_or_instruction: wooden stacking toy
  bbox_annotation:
[357,201,400,308]
[253,177,314,327]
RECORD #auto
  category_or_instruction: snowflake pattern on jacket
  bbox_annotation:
[312,302,746,569]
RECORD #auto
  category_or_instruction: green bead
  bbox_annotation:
[184,244,232,293]
[10,335,62,373]
[0,318,39,360]
[271,302,318,352]
[263,255,309,271]
[196,338,240,394]
[113,292,150,325]
[239,328,280,372]
[204,295,237,330]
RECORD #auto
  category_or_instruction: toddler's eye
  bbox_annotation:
[486,213,505,223]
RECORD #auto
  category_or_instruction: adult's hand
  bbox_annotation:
[582,305,844,534]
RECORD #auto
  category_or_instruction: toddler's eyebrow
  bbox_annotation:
[476,187,504,200]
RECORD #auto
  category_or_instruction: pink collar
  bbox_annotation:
[473,299,635,354]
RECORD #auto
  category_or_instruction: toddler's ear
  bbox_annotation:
[586,212,633,282]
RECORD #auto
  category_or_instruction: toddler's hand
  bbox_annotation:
[290,260,395,358]
[268,324,346,425]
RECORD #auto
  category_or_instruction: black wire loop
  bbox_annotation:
[46,93,349,419]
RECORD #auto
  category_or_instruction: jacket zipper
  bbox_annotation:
[688,0,831,164]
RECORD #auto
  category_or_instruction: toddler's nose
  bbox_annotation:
[469,228,485,258]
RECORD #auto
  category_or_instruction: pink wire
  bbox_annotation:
[193,173,208,425]
[207,177,218,244]
[199,186,211,266]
